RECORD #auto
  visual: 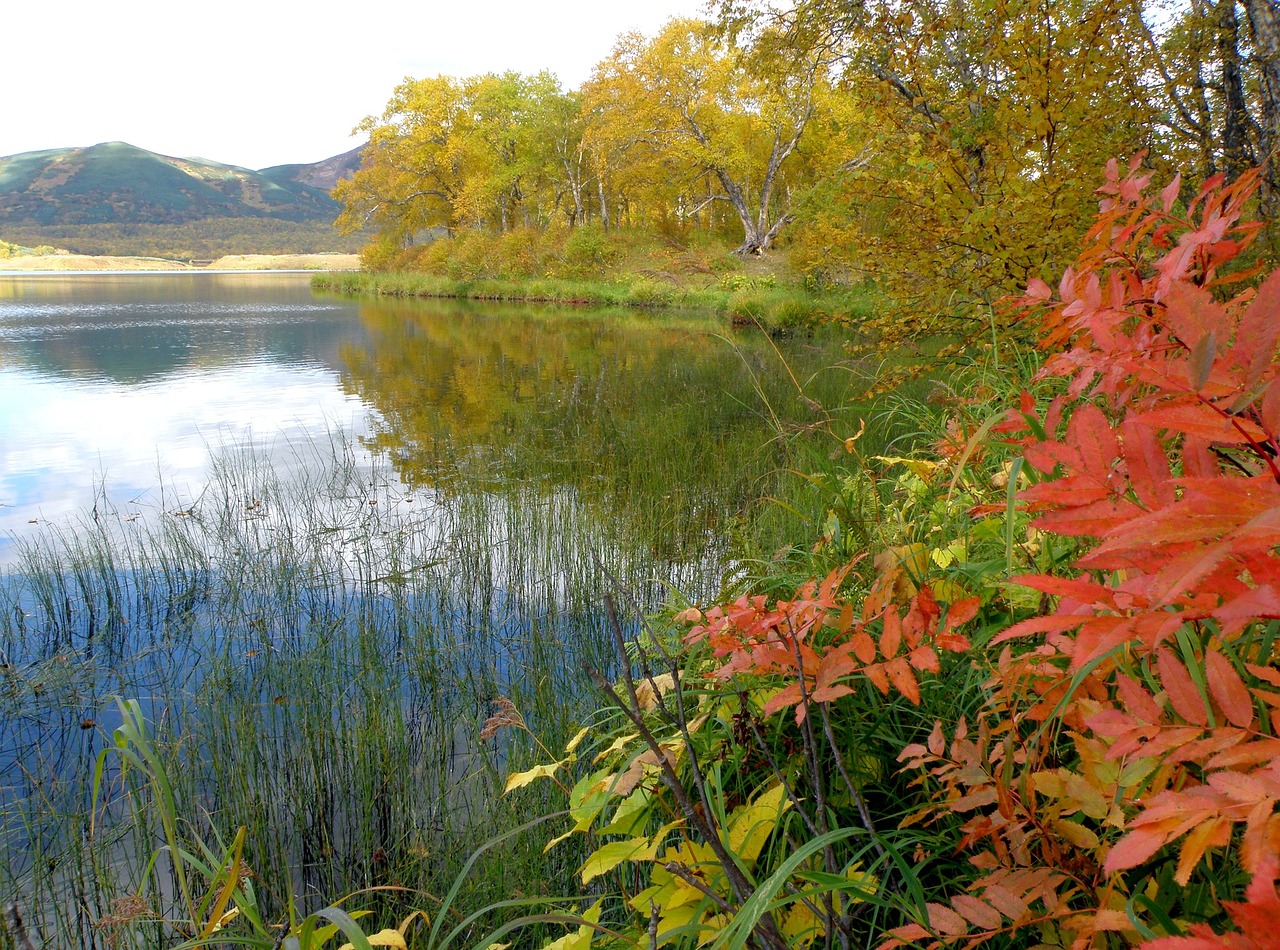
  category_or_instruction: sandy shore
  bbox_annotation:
[0,253,361,272]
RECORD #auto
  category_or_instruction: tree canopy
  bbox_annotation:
[337,0,1280,333]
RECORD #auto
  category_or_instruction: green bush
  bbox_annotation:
[561,223,619,277]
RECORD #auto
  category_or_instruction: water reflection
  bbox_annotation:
[339,299,856,560]
[0,276,865,943]
[0,274,372,558]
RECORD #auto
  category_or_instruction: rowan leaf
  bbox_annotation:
[1238,269,1280,387]
[1121,416,1176,508]
[1156,648,1209,726]
[1104,827,1168,874]
[950,894,1002,930]
[925,902,970,937]
[1175,816,1231,885]
[884,657,920,704]
[1204,650,1255,728]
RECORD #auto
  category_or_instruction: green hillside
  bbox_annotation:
[0,141,348,226]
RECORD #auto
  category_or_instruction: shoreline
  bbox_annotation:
[313,270,871,333]
[0,252,361,273]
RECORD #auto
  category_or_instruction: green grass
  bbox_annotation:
[313,271,873,335]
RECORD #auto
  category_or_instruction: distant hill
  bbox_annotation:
[260,147,364,193]
[0,141,362,226]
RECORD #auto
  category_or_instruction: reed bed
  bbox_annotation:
[0,431,734,949]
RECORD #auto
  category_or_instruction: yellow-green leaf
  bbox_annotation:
[504,762,560,795]
[339,930,408,950]
[727,783,791,863]
[592,732,639,764]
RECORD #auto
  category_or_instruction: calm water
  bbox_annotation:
[0,273,862,944]
[0,273,373,562]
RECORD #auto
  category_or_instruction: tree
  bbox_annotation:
[334,72,585,249]
[334,75,469,246]
[728,0,1164,325]
[584,18,824,255]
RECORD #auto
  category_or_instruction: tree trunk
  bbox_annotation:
[1244,0,1280,209]
[1218,0,1257,179]
[597,178,610,231]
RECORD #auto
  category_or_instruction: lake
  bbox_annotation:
[0,272,865,946]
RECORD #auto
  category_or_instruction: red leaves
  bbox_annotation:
[682,563,976,723]
[1138,856,1280,950]
[894,162,1280,947]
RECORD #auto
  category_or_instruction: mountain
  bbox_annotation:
[0,141,363,226]
[260,146,364,192]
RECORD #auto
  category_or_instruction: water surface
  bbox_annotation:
[0,272,863,944]
[0,273,372,559]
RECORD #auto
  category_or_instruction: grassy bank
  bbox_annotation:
[313,270,874,334]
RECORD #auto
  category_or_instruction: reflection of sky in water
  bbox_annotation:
[0,275,375,562]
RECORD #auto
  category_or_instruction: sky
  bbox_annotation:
[5,0,712,171]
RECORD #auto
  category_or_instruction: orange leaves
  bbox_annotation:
[1106,765,1280,885]
[891,162,1280,947]
[682,563,977,723]
[1205,651,1255,729]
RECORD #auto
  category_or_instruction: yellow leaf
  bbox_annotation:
[580,838,651,884]
[635,673,677,712]
[874,456,942,482]
[592,732,639,763]
[504,762,560,794]
[728,783,792,863]
[1053,819,1100,851]
[543,826,577,854]
[579,821,680,883]
[930,577,967,605]
[540,900,602,950]
[564,726,591,755]
[338,929,408,950]
[782,900,824,946]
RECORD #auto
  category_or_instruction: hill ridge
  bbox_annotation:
[0,141,363,227]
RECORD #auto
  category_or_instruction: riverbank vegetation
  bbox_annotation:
[5,0,1280,943]
[332,0,1280,351]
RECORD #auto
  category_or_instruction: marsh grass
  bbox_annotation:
[0,432,693,948]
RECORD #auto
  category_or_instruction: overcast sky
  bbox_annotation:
[5,0,711,170]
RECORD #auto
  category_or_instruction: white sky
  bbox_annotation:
[4,0,711,171]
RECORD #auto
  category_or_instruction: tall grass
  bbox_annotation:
[0,431,709,948]
[312,272,874,334]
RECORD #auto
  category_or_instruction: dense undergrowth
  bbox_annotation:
[312,226,877,335]
[483,164,1280,949]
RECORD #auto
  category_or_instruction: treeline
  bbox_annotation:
[339,0,1280,339]
[1,219,362,260]
[0,239,59,258]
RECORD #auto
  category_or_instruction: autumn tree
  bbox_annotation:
[335,71,585,250]
[722,0,1164,329]
[584,18,825,255]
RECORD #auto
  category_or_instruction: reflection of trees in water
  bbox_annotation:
[339,300,855,560]
[0,275,367,383]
